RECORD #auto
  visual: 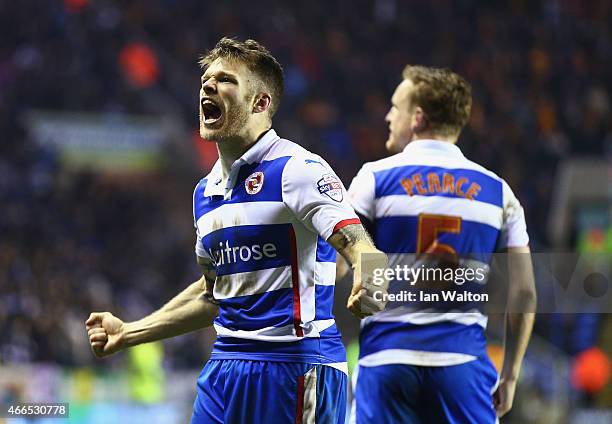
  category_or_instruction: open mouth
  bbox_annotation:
[201,99,223,125]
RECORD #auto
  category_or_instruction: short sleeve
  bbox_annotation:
[347,164,376,221]
[282,155,360,239]
[498,180,529,248]
[195,229,210,260]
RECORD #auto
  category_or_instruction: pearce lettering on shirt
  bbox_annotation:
[400,172,481,200]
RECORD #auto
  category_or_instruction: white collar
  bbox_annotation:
[204,129,280,197]
[402,139,464,158]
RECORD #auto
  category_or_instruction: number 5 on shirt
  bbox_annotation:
[416,214,462,262]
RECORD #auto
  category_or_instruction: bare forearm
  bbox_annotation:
[502,311,535,380]
[122,277,218,348]
[328,223,388,317]
[502,247,537,380]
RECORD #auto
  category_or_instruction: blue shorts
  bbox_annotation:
[192,359,347,424]
[352,357,499,424]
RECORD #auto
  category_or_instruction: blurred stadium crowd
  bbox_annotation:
[1,0,611,412]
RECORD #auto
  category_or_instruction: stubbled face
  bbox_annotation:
[385,79,416,154]
[199,58,256,143]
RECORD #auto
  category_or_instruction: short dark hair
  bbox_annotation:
[199,38,284,117]
[402,65,472,137]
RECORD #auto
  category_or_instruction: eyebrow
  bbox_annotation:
[201,71,238,83]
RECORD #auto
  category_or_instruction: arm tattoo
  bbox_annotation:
[328,224,375,251]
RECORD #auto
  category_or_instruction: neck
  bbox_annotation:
[412,131,458,144]
[216,123,271,177]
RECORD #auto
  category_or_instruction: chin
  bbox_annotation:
[200,125,227,143]
[199,128,216,142]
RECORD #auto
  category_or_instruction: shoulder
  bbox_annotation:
[265,138,334,179]
[457,155,521,207]
[254,137,327,179]
[194,176,208,190]
[457,155,504,182]
[192,177,209,202]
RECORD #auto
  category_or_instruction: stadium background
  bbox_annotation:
[1,0,610,422]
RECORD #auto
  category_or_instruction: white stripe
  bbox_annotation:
[375,195,503,229]
[367,307,488,328]
[295,224,317,324]
[314,261,336,286]
[196,201,292,237]
[348,366,358,424]
[358,349,477,367]
[213,266,291,300]
[213,318,336,342]
[302,367,317,424]
[214,323,301,342]
[323,362,349,375]
[310,318,335,334]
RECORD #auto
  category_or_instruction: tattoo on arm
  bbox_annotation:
[330,224,374,249]
[327,224,375,264]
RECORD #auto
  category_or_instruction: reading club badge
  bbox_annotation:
[245,171,264,195]
[317,173,343,202]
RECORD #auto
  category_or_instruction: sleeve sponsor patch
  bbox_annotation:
[317,173,343,202]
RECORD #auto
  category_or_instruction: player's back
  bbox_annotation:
[349,139,528,367]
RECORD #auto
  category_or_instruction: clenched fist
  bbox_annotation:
[347,251,389,319]
[85,312,125,358]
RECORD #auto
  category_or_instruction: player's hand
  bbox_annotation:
[347,283,370,319]
[85,312,125,358]
[347,251,389,319]
[347,280,388,319]
[493,377,517,417]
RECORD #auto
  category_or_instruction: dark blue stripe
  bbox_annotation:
[193,157,290,220]
[203,224,291,276]
[216,288,293,331]
[230,156,290,204]
[315,285,335,320]
[316,236,336,263]
[193,178,208,221]
[359,321,487,358]
[211,334,346,363]
[375,216,499,260]
[373,165,502,207]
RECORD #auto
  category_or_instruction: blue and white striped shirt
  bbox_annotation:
[193,129,358,369]
[349,139,529,366]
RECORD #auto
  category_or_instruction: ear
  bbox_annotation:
[412,106,427,132]
[253,93,272,114]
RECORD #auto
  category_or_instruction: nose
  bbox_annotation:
[202,78,217,95]
[385,109,392,123]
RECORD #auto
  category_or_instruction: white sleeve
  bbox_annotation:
[347,164,375,221]
[499,180,529,248]
[282,155,360,239]
[195,229,210,260]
